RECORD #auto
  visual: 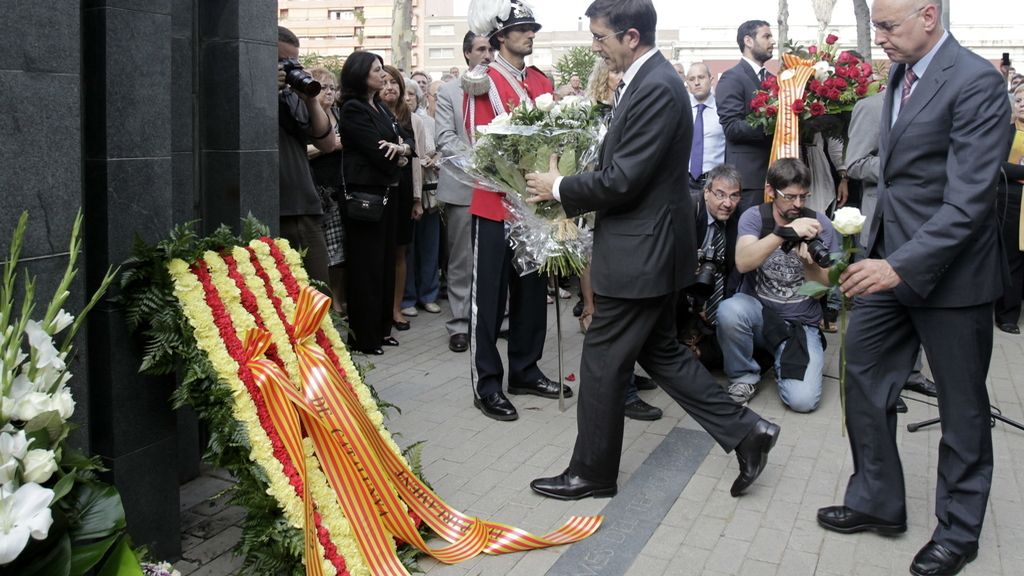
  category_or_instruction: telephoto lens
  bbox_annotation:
[279,58,321,97]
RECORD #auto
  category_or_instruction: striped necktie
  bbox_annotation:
[613,80,625,109]
[901,67,918,109]
[705,223,726,325]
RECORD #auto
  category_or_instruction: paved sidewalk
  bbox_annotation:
[176,293,1024,575]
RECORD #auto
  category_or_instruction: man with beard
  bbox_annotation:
[463,0,571,421]
[717,20,776,212]
[717,158,838,412]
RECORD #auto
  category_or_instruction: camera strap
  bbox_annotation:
[757,203,815,240]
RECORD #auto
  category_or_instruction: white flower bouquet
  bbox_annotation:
[0,212,141,574]
[446,95,605,277]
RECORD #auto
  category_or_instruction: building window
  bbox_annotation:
[279,9,288,19]
[429,24,455,36]
[429,48,454,59]
[328,10,355,21]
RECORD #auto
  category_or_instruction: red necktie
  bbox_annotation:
[901,67,917,108]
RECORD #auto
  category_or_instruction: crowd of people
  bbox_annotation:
[277,0,1021,572]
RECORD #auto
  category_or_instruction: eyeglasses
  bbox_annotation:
[708,189,742,203]
[592,30,626,44]
[871,5,926,34]
[774,190,813,202]
[322,85,338,91]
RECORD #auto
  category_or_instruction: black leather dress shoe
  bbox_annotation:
[910,541,976,576]
[448,333,469,353]
[633,374,657,390]
[382,336,399,347]
[997,322,1020,334]
[904,376,938,397]
[624,399,662,421]
[816,505,907,535]
[530,469,617,500]
[508,376,573,399]
[730,418,780,497]
[474,392,518,421]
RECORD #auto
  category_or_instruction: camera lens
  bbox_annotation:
[806,238,833,268]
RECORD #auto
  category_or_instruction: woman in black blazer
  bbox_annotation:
[337,52,415,354]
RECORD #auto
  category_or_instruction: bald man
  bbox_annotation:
[685,62,725,198]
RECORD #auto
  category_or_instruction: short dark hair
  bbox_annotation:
[736,20,770,52]
[704,164,742,191]
[766,158,812,192]
[278,26,300,48]
[339,51,383,105]
[585,0,657,47]
[462,31,478,64]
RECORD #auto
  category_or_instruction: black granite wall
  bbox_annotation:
[2,0,279,561]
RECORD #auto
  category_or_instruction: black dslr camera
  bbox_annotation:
[781,236,833,268]
[689,248,725,299]
[279,58,321,97]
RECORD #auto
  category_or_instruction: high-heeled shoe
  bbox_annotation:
[382,336,400,347]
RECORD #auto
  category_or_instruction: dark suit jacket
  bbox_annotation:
[560,51,695,299]
[338,97,403,189]
[871,35,1012,307]
[694,196,741,297]
[717,60,773,191]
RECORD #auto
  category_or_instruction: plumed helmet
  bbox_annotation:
[467,0,542,38]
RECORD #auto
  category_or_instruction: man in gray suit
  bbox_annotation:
[525,0,779,502]
[434,32,494,353]
[817,2,1011,574]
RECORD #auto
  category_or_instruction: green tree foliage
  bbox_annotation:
[555,46,596,89]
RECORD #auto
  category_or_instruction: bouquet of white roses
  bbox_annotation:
[0,212,141,574]
[446,93,604,277]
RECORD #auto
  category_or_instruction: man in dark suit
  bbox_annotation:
[816,2,1012,574]
[524,0,779,501]
[717,20,775,213]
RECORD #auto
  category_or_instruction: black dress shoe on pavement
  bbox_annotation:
[508,376,573,399]
[997,322,1020,334]
[624,399,662,421]
[382,336,400,347]
[474,392,518,421]
[530,469,617,500]
[904,377,938,397]
[816,505,907,535]
[730,418,780,497]
[634,374,657,390]
[449,333,469,353]
[910,541,976,576]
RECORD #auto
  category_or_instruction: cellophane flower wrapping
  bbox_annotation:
[444,95,604,277]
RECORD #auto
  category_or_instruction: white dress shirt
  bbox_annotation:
[690,93,726,175]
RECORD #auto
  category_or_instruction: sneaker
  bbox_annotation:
[728,381,757,405]
[421,302,442,314]
[400,306,418,317]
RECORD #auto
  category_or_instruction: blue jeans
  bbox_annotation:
[402,211,441,307]
[716,293,824,412]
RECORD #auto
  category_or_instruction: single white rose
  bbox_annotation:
[812,61,834,82]
[0,431,30,485]
[832,206,867,235]
[488,112,511,127]
[550,103,564,117]
[51,309,74,334]
[21,449,58,484]
[560,95,581,108]
[0,482,55,564]
[534,93,556,112]
[52,388,75,420]
[7,392,53,422]
[779,69,797,82]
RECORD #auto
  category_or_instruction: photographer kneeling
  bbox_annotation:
[717,158,837,412]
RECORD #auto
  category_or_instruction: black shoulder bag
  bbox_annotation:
[340,149,389,222]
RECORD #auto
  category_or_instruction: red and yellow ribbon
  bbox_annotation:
[767,53,817,202]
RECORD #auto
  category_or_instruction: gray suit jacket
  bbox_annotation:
[434,78,474,206]
[871,35,1012,307]
[560,51,696,299]
[845,93,884,190]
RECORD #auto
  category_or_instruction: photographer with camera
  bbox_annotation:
[716,158,837,412]
[278,26,334,286]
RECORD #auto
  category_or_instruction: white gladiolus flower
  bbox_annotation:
[0,483,55,564]
[24,320,64,372]
[7,392,53,423]
[534,93,556,112]
[832,206,867,235]
[21,450,58,484]
[51,309,74,333]
[0,431,30,485]
[812,61,834,82]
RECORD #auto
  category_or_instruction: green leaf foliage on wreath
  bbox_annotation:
[555,45,596,88]
[117,216,431,574]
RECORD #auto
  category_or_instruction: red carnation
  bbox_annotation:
[859,62,874,78]
[808,45,818,55]
[825,33,839,45]
[809,101,827,116]
[808,79,822,92]
[765,105,778,116]
[761,75,777,90]
[835,66,849,78]
[751,92,769,109]
[827,88,842,100]
[791,99,806,114]
[855,83,869,96]
[816,84,831,97]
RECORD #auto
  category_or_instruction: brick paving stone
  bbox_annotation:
[187,552,244,576]
[737,558,778,576]
[704,536,750,574]
[747,527,789,564]
[181,525,243,565]
[624,553,670,576]
[723,508,763,542]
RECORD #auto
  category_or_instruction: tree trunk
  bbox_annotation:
[777,0,789,55]
[812,0,839,44]
[853,0,872,60]
[391,0,412,71]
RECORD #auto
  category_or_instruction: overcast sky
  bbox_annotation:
[452,0,1014,31]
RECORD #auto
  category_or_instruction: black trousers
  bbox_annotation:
[995,183,1023,325]
[469,216,547,397]
[280,214,330,286]
[569,292,760,485]
[343,199,396,351]
[842,291,993,555]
